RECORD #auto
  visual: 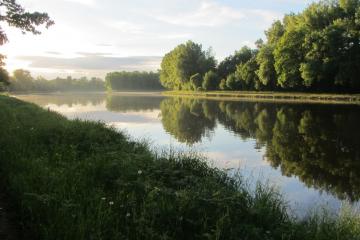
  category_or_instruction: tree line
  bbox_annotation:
[7,69,105,92]
[160,0,360,93]
[105,71,164,91]
[5,69,168,92]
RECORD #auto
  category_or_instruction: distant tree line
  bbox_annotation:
[8,69,105,92]
[160,0,360,93]
[105,71,164,91]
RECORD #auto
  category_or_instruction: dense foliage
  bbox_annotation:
[160,41,216,90]
[1,95,360,239]
[0,0,53,89]
[105,71,163,91]
[160,0,360,93]
[8,69,104,92]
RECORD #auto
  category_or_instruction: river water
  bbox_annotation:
[16,92,360,215]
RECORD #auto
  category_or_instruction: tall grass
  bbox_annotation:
[0,95,359,239]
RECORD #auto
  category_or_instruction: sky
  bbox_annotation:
[1,0,315,78]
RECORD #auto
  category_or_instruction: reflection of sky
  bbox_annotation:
[19,94,352,216]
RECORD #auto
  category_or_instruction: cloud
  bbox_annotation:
[154,1,245,27]
[45,51,62,55]
[104,21,145,34]
[64,0,96,6]
[152,0,281,28]
[16,54,162,72]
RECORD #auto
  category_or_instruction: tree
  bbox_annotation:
[217,46,253,80]
[0,55,9,90]
[202,70,220,90]
[190,73,203,90]
[256,44,277,89]
[105,71,163,91]
[274,24,306,89]
[265,21,285,45]
[9,69,105,92]
[219,79,227,90]
[159,0,360,93]
[160,41,216,90]
[236,57,260,90]
[225,73,239,90]
[0,0,54,89]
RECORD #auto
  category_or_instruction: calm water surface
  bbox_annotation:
[16,93,360,215]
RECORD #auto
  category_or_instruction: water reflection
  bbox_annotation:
[106,95,164,112]
[16,93,360,203]
[160,98,360,201]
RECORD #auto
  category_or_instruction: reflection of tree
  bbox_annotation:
[160,97,360,201]
[106,95,164,112]
[160,98,216,144]
[18,94,106,107]
[266,106,360,201]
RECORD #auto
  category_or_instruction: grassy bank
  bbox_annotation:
[163,91,360,105]
[0,95,360,240]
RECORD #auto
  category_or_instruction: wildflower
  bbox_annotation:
[101,197,106,201]
[109,201,114,205]
[137,170,143,175]
[126,212,131,217]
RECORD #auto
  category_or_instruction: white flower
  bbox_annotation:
[126,213,131,217]
[101,197,106,201]
[109,201,114,205]
[137,170,143,175]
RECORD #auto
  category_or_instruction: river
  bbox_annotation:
[16,92,360,215]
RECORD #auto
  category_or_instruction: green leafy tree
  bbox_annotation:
[265,21,285,45]
[236,57,260,90]
[225,73,240,90]
[256,44,277,89]
[274,24,306,89]
[189,73,203,90]
[217,46,253,80]
[160,41,216,90]
[219,79,227,90]
[202,70,220,90]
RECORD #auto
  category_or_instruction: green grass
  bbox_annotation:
[0,95,360,240]
[163,90,360,105]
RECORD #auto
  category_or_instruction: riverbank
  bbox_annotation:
[163,91,360,105]
[0,94,360,239]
